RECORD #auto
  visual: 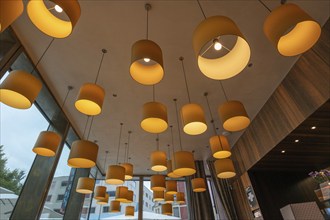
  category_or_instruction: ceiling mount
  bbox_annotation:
[102,49,107,54]
[145,3,151,11]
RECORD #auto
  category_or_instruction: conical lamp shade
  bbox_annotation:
[32,131,61,157]
[110,200,121,213]
[27,0,81,38]
[141,101,168,133]
[167,160,181,178]
[121,163,133,180]
[150,151,167,172]
[94,186,106,200]
[181,103,207,135]
[173,151,196,176]
[192,178,206,192]
[176,192,185,204]
[151,175,165,191]
[125,206,135,216]
[76,177,95,194]
[209,135,231,159]
[130,39,164,85]
[162,203,172,215]
[75,83,105,116]
[0,70,42,109]
[115,186,128,202]
[193,16,250,80]
[153,190,164,202]
[96,193,109,205]
[264,3,321,56]
[122,190,133,203]
[106,165,125,185]
[67,140,98,168]
[218,101,250,132]
[165,193,174,204]
[0,0,24,32]
[166,180,177,195]
[214,158,236,179]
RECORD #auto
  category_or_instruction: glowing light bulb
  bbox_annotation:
[281,150,285,154]
[213,40,222,51]
[144,58,150,63]
[55,5,63,13]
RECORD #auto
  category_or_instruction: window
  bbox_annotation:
[90,207,96,214]
[108,190,116,197]
[61,181,68,187]
[103,206,109,213]
[57,194,64,201]
[46,195,51,202]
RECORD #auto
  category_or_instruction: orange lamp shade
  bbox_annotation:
[115,186,128,202]
[162,203,173,215]
[192,178,206,192]
[0,70,42,109]
[105,165,125,185]
[124,190,134,203]
[0,0,24,32]
[214,158,236,179]
[130,39,164,85]
[150,151,167,172]
[109,200,121,213]
[96,193,109,205]
[209,135,231,159]
[173,151,196,176]
[27,0,81,38]
[165,193,174,203]
[125,206,135,216]
[67,140,98,168]
[76,177,95,194]
[121,163,133,180]
[75,83,105,116]
[181,103,207,135]
[151,175,165,191]
[166,180,177,195]
[94,186,106,200]
[141,101,168,133]
[153,190,164,202]
[167,159,181,178]
[264,3,321,56]
[176,192,185,204]
[33,131,61,157]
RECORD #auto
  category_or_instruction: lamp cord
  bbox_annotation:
[31,38,55,74]
[219,81,229,101]
[196,0,207,19]
[174,99,183,151]
[87,116,94,140]
[167,144,171,160]
[258,0,271,12]
[179,57,191,103]
[116,123,123,164]
[170,125,175,154]
[127,131,132,163]
[94,49,107,84]
[124,143,128,163]
[156,134,159,151]
[83,116,90,139]
[153,85,155,101]
[145,4,150,39]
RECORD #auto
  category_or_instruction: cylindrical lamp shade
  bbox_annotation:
[173,151,196,176]
[110,200,121,213]
[130,39,164,85]
[96,193,109,205]
[141,102,168,133]
[264,3,321,56]
[193,16,250,80]
[94,186,106,200]
[209,135,231,159]
[218,101,250,132]
[0,0,24,32]
[165,193,174,203]
[67,140,98,168]
[76,177,95,194]
[181,103,207,135]
[153,190,164,202]
[32,131,61,157]
[162,203,173,215]
[121,163,133,180]
[166,180,177,195]
[0,70,42,109]
[151,175,165,191]
[214,159,236,179]
[150,151,167,172]
[27,0,81,38]
[167,160,181,178]
[176,192,185,204]
[192,178,206,192]
[125,206,135,216]
[75,83,105,116]
[115,186,128,202]
[125,190,134,203]
[105,165,125,185]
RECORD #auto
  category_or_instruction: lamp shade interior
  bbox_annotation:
[0,0,24,33]
[141,101,168,133]
[151,151,167,172]
[173,151,196,176]
[106,165,125,185]
[214,158,236,179]
[75,83,105,116]
[76,177,95,194]
[33,131,61,157]
[67,140,98,168]
[209,135,231,159]
[181,103,207,135]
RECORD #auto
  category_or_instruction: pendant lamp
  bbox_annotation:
[162,203,173,215]
[110,200,121,213]
[192,1,250,80]
[264,3,321,56]
[214,158,236,179]
[115,186,128,202]
[130,3,164,85]
[121,131,134,180]
[151,175,165,191]
[192,178,206,192]
[141,101,168,133]
[76,177,95,194]
[179,57,207,135]
[165,193,174,204]
[94,151,109,200]
[125,190,134,203]
[125,206,135,216]
[27,0,81,38]
[153,190,164,202]
[106,123,126,185]
[166,180,177,195]
[75,49,106,116]
[176,192,185,204]
[150,137,167,172]
[0,0,24,32]
[96,193,109,205]
[167,128,181,178]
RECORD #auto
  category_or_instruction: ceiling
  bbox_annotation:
[11,1,330,175]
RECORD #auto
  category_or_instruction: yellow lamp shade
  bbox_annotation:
[106,165,125,185]
[209,135,231,159]
[0,70,42,109]
[94,186,106,200]
[76,177,95,194]
[218,101,250,132]
[192,178,206,192]
[264,3,321,56]
[75,83,105,116]
[181,103,207,135]
[141,101,168,133]
[121,163,133,180]
[150,151,167,172]
[151,175,165,191]
[176,192,185,204]
[96,193,109,205]
[173,151,196,176]
[27,0,81,38]
[125,206,135,216]
[153,190,164,202]
[214,158,236,179]
[130,39,164,85]
[193,16,250,80]
[166,180,177,195]
[115,186,128,202]
[165,193,174,204]
[110,200,121,213]
[32,131,61,157]
[162,203,172,215]
[67,140,98,168]
[0,0,24,32]
[167,159,181,178]
[124,190,134,203]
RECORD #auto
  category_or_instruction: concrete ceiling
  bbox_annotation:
[12,0,329,175]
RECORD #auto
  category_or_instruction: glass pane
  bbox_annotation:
[0,28,17,61]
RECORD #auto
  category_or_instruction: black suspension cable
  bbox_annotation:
[179,57,191,103]
[116,123,123,164]
[87,116,94,140]
[124,143,128,163]
[83,116,90,139]
[219,81,229,101]
[61,86,73,108]
[127,131,132,163]
[174,99,183,151]
[31,38,55,74]
[258,0,272,12]
[156,134,159,151]
[94,49,107,84]
[153,85,155,101]
[170,125,175,153]
[196,0,207,19]
[167,144,171,160]
[145,3,151,39]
